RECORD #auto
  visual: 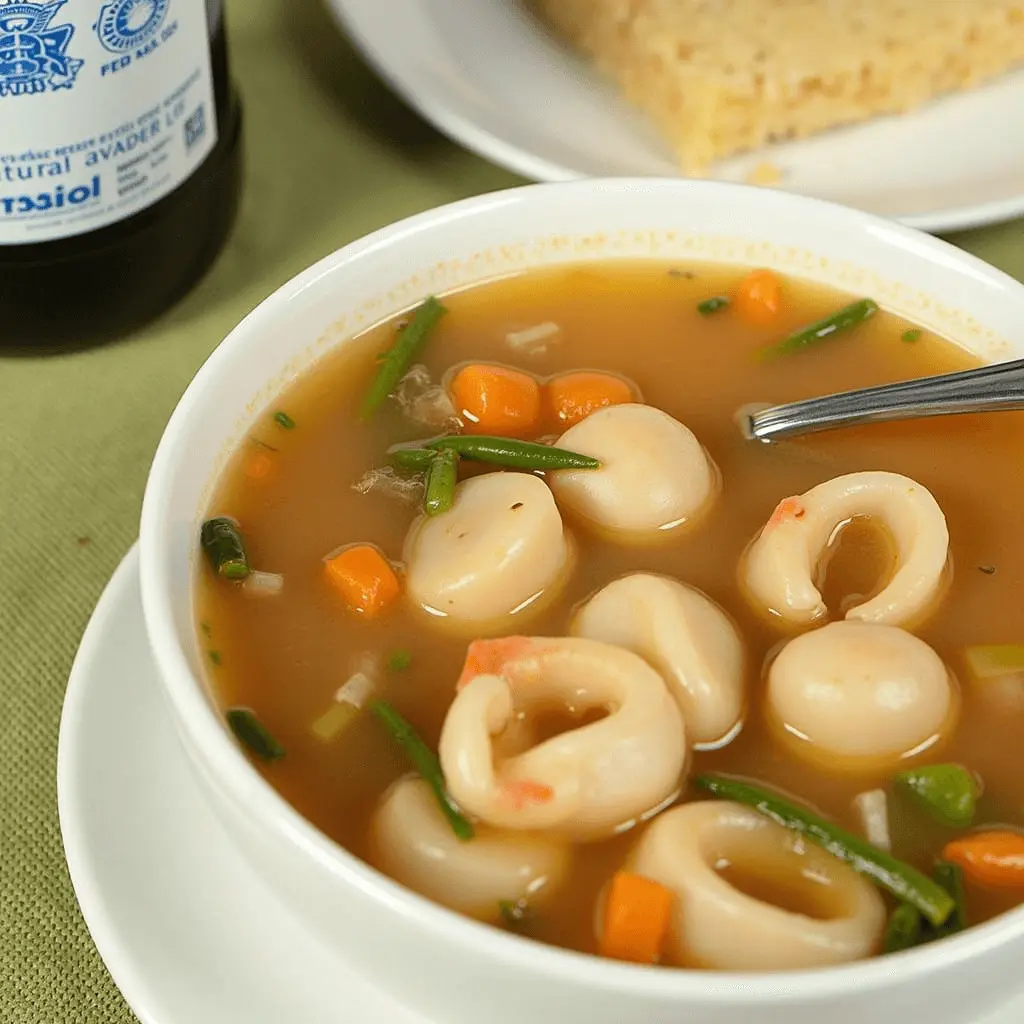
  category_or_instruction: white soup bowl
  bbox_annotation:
[140,178,1024,1024]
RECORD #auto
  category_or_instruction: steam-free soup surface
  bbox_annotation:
[198,262,1024,961]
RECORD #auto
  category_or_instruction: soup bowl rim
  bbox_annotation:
[139,176,1024,1005]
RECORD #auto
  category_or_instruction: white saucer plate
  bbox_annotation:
[326,0,1024,233]
[57,546,1024,1023]
[57,546,426,1024]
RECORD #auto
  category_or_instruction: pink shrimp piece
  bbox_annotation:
[767,496,805,528]
[500,779,555,810]
[456,636,534,691]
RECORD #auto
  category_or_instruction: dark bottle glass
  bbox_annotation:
[0,0,243,350]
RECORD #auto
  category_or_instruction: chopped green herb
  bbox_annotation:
[698,295,730,315]
[226,707,285,762]
[388,649,413,672]
[200,621,212,637]
[902,329,922,343]
[498,898,534,928]
[208,649,222,666]
[668,268,695,280]
[370,700,474,840]
[695,773,954,926]
[360,296,447,419]
[251,437,279,452]
[894,764,978,829]
[274,411,296,429]
[200,517,250,579]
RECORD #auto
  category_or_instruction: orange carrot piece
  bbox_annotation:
[600,871,675,964]
[733,269,783,327]
[448,363,542,438]
[244,449,276,482]
[324,544,400,619]
[500,778,555,810]
[942,831,1024,888]
[546,371,635,428]
[457,636,533,690]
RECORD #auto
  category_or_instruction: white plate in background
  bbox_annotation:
[325,0,1024,233]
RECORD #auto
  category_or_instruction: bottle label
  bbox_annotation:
[0,0,218,244]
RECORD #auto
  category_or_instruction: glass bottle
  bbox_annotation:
[0,0,243,349]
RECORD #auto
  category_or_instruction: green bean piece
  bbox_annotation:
[694,773,955,926]
[883,903,923,954]
[698,295,730,315]
[424,447,458,517]
[201,516,250,579]
[759,298,879,360]
[423,435,600,470]
[390,447,438,471]
[369,701,474,840]
[360,296,447,419]
[226,707,285,762]
[894,764,978,829]
[931,862,967,937]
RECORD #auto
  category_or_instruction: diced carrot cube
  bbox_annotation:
[324,544,400,619]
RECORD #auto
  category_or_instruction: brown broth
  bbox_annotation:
[198,261,1024,960]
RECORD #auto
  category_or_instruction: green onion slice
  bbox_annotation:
[226,707,285,762]
[698,295,730,315]
[201,516,250,579]
[894,764,978,829]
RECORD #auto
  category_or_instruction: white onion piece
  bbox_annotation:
[352,467,424,506]
[852,789,891,851]
[394,364,460,429]
[505,322,560,355]
[243,570,284,597]
[336,671,375,708]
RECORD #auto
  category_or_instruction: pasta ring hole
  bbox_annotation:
[815,514,897,618]
[703,830,858,923]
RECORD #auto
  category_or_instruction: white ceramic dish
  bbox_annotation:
[56,546,1024,1024]
[139,178,1024,1024]
[57,547,425,1024]
[325,0,1024,232]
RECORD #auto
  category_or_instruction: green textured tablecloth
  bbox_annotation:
[1,2,1022,1020]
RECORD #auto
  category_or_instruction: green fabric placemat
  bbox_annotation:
[0,2,1021,1020]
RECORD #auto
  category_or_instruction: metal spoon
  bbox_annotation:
[743,357,1024,443]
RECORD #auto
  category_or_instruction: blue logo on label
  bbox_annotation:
[0,1,83,97]
[96,0,169,54]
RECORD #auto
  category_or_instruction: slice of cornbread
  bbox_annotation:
[529,0,1024,174]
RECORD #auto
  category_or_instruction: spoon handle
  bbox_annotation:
[746,357,1024,443]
